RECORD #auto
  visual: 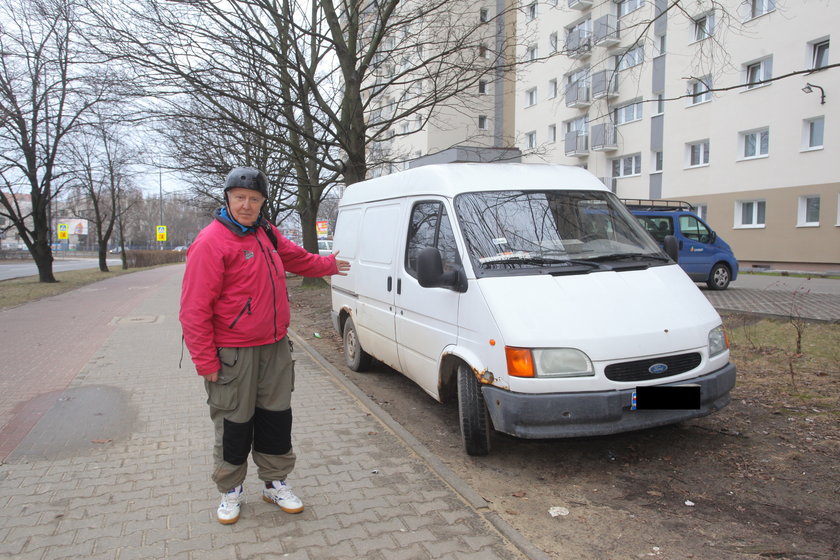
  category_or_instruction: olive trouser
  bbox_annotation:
[205,338,296,492]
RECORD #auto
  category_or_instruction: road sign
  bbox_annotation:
[156,225,167,242]
[57,223,69,240]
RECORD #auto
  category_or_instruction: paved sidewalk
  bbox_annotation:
[0,266,534,560]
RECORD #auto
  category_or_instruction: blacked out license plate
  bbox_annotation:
[631,385,701,410]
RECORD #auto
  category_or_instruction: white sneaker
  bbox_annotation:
[217,485,243,525]
[262,480,303,513]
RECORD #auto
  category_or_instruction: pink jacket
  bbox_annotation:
[180,214,337,375]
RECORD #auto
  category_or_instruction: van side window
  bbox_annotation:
[406,201,459,277]
[679,215,710,243]
[637,216,673,242]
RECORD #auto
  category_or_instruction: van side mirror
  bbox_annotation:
[663,235,679,263]
[416,247,468,292]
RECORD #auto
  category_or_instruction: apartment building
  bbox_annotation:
[381,0,838,270]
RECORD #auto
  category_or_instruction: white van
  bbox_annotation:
[330,163,736,456]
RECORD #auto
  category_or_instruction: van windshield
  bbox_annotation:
[454,190,666,274]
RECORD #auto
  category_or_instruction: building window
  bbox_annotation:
[750,0,775,18]
[549,32,558,53]
[617,0,644,18]
[479,8,489,23]
[526,88,537,107]
[526,131,537,149]
[693,13,715,42]
[655,94,665,115]
[797,195,820,227]
[745,57,772,88]
[527,2,537,21]
[695,204,708,221]
[736,200,766,228]
[687,140,710,167]
[652,151,663,173]
[812,39,829,70]
[689,77,712,104]
[654,34,667,57]
[614,100,643,124]
[616,46,643,71]
[741,128,769,159]
[548,124,557,143]
[611,154,642,178]
[478,80,487,94]
[479,44,488,58]
[526,44,538,62]
[548,78,558,99]
[803,117,825,150]
[478,115,488,130]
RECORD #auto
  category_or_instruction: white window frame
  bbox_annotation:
[695,204,708,221]
[740,128,770,159]
[693,12,715,42]
[549,32,558,53]
[478,115,488,130]
[526,44,538,62]
[527,1,537,21]
[478,80,488,95]
[548,124,557,143]
[526,131,537,149]
[654,94,665,115]
[652,151,663,174]
[749,0,775,19]
[744,57,772,89]
[811,39,830,70]
[837,193,840,227]
[797,195,820,227]
[616,46,643,71]
[525,87,537,107]
[614,100,643,125]
[479,7,489,23]
[802,117,825,151]
[617,0,644,18]
[689,77,712,105]
[611,153,642,178]
[735,200,766,229]
[547,78,558,99]
[687,140,710,168]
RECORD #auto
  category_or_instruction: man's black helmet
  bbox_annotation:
[224,167,269,198]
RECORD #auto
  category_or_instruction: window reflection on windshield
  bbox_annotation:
[454,190,663,270]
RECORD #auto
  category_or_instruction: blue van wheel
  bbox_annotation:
[457,364,492,456]
[707,263,731,290]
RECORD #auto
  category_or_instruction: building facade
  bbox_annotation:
[383,0,839,271]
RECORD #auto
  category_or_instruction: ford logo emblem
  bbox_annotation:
[649,363,669,374]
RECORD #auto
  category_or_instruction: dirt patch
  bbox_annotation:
[288,277,840,560]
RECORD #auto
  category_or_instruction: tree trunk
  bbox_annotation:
[32,241,56,283]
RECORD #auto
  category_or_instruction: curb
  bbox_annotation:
[289,329,552,560]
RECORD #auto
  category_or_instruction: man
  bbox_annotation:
[180,167,349,525]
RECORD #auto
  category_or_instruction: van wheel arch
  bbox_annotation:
[342,314,372,371]
[707,262,732,290]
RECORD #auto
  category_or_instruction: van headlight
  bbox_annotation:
[708,325,729,357]
[506,347,595,378]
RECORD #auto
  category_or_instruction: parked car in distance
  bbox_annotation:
[318,239,333,256]
[173,246,188,252]
[623,199,738,290]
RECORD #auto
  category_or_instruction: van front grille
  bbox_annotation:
[604,353,702,382]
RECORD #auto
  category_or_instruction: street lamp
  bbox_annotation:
[802,82,826,104]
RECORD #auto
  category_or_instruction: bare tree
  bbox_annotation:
[0,0,112,282]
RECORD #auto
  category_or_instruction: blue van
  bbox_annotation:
[623,199,739,290]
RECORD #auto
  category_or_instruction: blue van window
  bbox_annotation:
[679,215,711,243]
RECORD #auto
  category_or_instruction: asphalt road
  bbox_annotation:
[0,258,122,281]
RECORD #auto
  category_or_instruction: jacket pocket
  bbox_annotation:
[229,297,252,329]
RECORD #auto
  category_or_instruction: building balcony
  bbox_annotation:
[593,14,620,47]
[565,83,591,108]
[591,123,618,151]
[565,30,592,59]
[591,69,619,99]
[565,130,589,157]
[568,0,593,10]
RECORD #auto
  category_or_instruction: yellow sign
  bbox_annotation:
[156,225,167,242]
[316,220,329,237]
[57,223,69,240]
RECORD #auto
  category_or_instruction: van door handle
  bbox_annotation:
[387,276,392,292]
[397,278,401,294]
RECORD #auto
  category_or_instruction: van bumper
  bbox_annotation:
[482,363,736,439]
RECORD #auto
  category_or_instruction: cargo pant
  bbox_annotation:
[205,337,296,492]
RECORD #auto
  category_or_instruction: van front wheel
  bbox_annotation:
[457,364,492,456]
[343,317,372,371]
[707,263,731,290]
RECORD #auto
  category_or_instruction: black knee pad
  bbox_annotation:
[253,407,293,455]
[223,416,254,465]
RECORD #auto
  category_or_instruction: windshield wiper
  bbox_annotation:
[589,252,670,263]
[480,255,602,268]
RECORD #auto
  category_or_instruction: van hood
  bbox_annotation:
[477,265,721,361]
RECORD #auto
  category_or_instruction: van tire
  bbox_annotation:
[457,364,492,456]
[343,317,372,371]
[707,263,731,290]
